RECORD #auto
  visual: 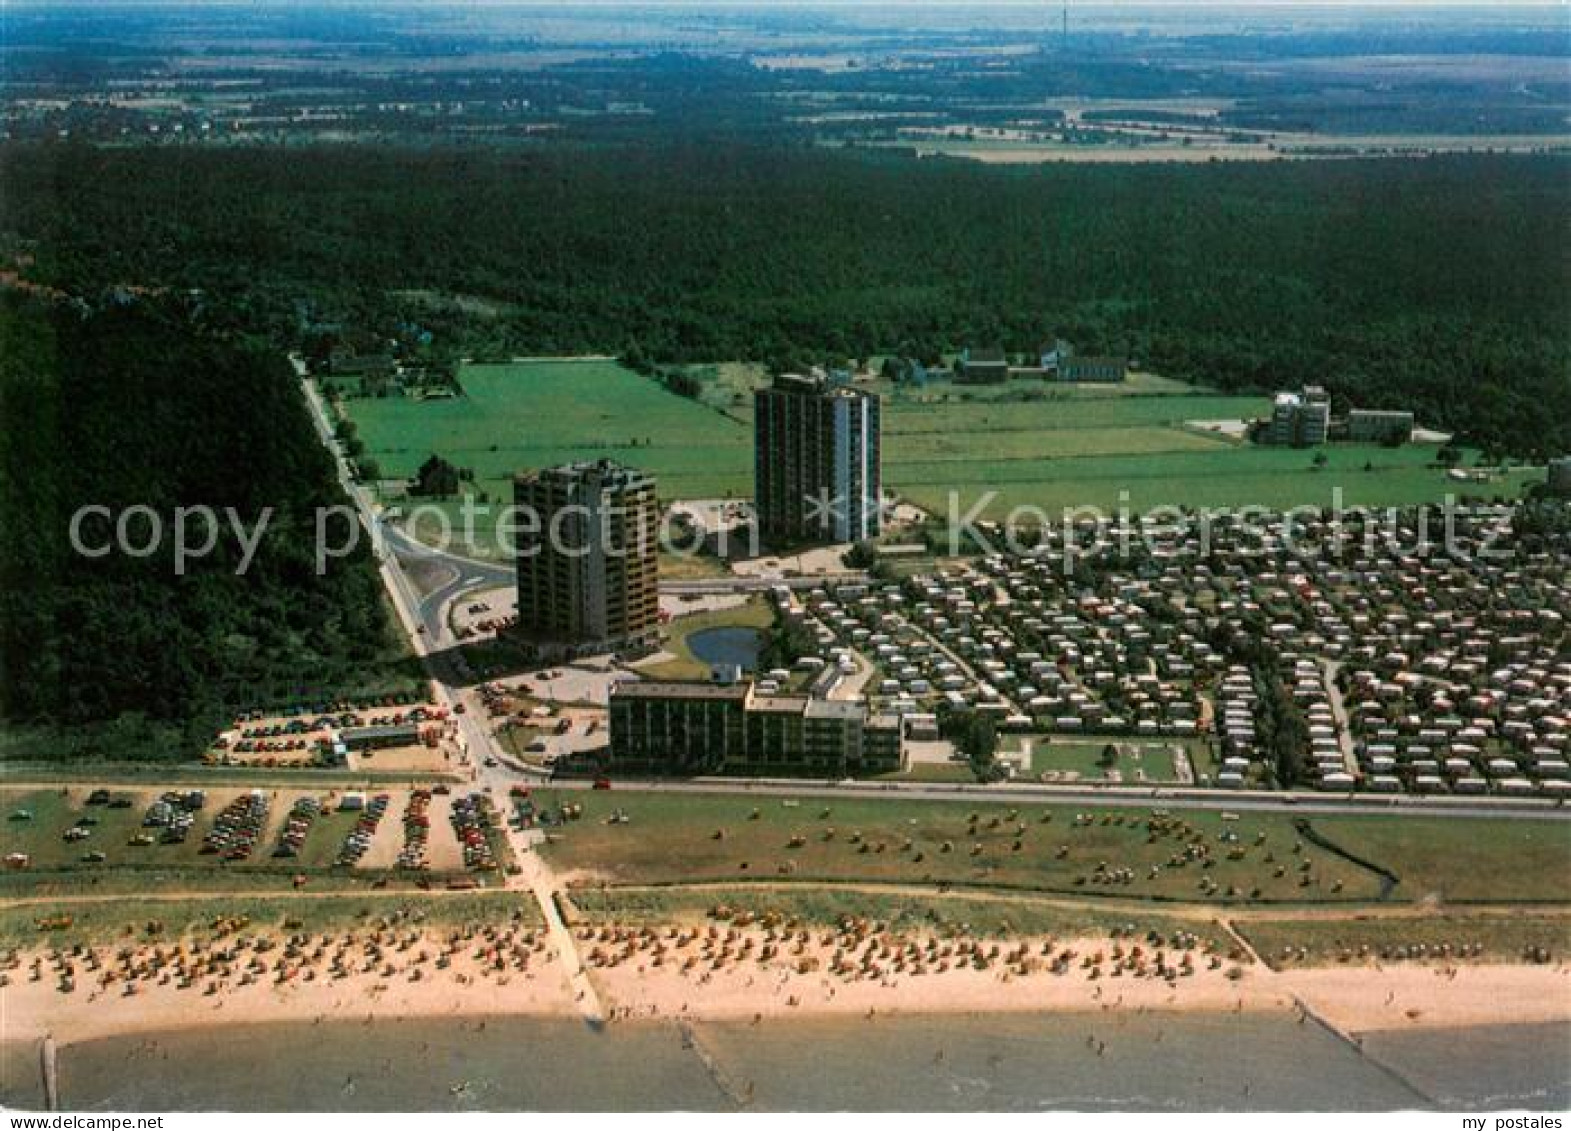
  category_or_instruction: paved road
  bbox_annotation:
[511,772,1571,821]
[381,523,511,638]
[301,369,605,1021]
[368,535,871,599]
[1323,659,1360,778]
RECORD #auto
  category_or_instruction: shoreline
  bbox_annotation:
[5,924,1569,1051]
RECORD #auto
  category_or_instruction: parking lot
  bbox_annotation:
[207,698,455,774]
[3,783,498,878]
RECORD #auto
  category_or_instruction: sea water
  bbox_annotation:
[6,1014,1566,1112]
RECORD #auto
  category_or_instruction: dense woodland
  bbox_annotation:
[0,296,413,761]
[4,143,1568,458]
[1,142,1567,761]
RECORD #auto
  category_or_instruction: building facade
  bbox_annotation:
[1346,409,1415,445]
[1265,386,1331,447]
[1058,355,1128,383]
[955,347,1010,384]
[754,373,882,545]
[513,459,660,658]
[609,679,904,777]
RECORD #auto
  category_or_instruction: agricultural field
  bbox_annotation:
[532,790,1571,907]
[349,358,753,506]
[344,360,1535,545]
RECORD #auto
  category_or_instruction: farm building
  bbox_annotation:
[955,347,1010,384]
[1345,409,1415,444]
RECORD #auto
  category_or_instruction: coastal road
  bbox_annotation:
[516,773,1571,822]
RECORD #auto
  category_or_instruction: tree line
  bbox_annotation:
[5,143,1565,458]
[0,295,415,761]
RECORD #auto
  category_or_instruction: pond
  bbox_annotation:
[686,626,765,672]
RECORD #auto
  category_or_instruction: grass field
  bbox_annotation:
[878,761,978,784]
[0,891,539,947]
[1304,815,1571,905]
[876,387,1532,516]
[537,790,1384,903]
[343,361,1534,540]
[893,439,1535,518]
[1233,912,1571,969]
[532,790,1571,907]
[351,359,753,504]
[565,884,1232,947]
[1019,738,1188,784]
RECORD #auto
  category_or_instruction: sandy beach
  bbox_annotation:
[6,914,1570,1051]
[2,921,574,1047]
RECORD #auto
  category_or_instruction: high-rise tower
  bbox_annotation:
[754,373,882,545]
[513,459,660,657]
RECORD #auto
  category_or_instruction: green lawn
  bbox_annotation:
[566,884,1230,947]
[345,361,1532,538]
[535,790,1385,904]
[1234,913,1571,969]
[893,439,1536,519]
[350,358,753,505]
[633,598,776,682]
[879,761,979,784]
[1304,814,1571,904]
[1019,737,1187,784]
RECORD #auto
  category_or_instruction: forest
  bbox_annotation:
[0,295,414,762]
[3,143,1567,459]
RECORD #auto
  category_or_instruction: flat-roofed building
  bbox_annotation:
[606,680,750,774]
[1347,409,1415,444]
[955,346,1010,384]
[514,459,660,658]
[608,679,903,776]
[1059,355,1128,383]
[754,372,882,545]
[339,723,421,750]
